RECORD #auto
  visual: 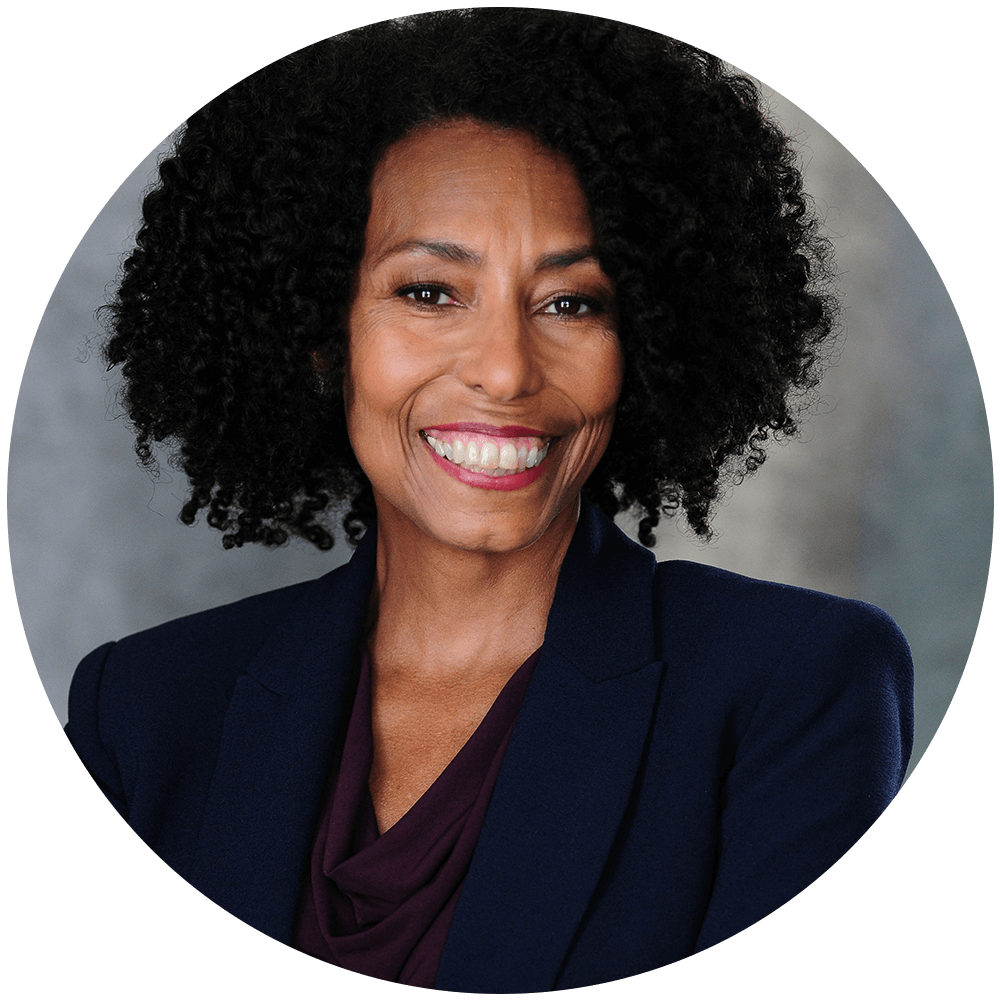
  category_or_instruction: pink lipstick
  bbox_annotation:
[424,422,545,437]
[420,423,553,491]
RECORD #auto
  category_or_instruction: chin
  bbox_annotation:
[425,511,556,555]
[378,490,572,556]
[369,455,586,556]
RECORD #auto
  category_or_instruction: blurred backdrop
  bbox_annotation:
[7,72,991,778]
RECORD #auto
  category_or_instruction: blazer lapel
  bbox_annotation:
[436,503,664,992]
[187,528,377,941]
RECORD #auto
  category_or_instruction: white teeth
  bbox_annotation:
[479,441,499,469]
[423,432,551,475]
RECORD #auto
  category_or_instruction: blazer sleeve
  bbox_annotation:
[694,598,914,952]
[65,641,129,820]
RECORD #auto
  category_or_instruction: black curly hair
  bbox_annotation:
[103,7,835,550]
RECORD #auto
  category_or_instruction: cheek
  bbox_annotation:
[584,339,624,422]
[351,353,429,415]
[344,322,440,453]
[345,315,393,415]
[343,329,389,458]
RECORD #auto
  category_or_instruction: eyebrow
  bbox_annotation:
[374,240,600,271]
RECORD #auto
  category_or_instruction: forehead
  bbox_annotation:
[365,119,594,253]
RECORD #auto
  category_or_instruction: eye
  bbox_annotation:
[542,296,598,317]
[399,284,458,307]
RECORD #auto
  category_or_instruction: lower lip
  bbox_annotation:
[424,441,549,491]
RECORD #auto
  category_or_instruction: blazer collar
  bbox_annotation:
[541,499,658,678]
[187,526,377,939]
[436,502,664,991]
[189,501,663,988]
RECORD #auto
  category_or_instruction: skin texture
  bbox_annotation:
[346,120,622,831]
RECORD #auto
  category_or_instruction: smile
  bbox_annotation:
[421,431,550,476]
[419,425,554,490]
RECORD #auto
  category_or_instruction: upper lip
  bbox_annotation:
[422,422,548,437]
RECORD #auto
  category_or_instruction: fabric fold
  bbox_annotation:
[294,646,540,986]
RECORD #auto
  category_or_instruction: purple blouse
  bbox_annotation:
[293,647,540,987]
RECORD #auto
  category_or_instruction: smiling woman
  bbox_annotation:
[62,8,912,992]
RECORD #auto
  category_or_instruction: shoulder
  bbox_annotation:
[108,563,368,663]
[65,560,367,817]
[653,560,912,738]
[117,573,326,655]
[654,558,909,665]
[68,562,357,747]
[648,560,914,821]
[105,571,335,687]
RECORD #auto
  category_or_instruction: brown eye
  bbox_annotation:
[401,285,456,306]
[544,296,593,316]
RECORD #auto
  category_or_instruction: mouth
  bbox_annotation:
[419,424,554,489]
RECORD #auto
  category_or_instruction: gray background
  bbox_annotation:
[8,86,991,778]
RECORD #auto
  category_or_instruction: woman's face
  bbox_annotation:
[346,119,622,555]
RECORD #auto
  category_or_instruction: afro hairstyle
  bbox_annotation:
[103,7,836,550]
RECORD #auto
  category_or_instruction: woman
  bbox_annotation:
[66,8,913,991]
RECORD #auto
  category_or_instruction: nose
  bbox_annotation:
[456,305,544,402]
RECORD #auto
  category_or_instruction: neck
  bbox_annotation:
[365,497,580,682]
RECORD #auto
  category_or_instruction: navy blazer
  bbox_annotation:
[66,501,913,991]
